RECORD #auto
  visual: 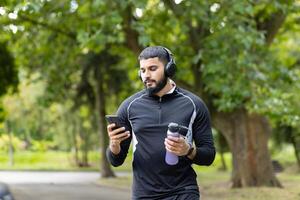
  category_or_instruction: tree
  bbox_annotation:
[0,32,18,166]
[118,0,297,187]
[2,0,299,186]
[0,40,18,122]
[248,4,300,171]
[1,0,136,177]
[167,0,298,187]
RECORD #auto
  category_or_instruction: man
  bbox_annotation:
[106,46,215,200]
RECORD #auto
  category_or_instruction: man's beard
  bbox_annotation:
[144,76,168,96]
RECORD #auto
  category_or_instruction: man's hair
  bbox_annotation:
[138,46,169,66]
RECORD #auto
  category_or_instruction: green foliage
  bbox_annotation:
[203,23,265,111]
[30,140,56,152]
[2,72,50,141]
[0,105,5,122]
[0,134,23,152]
[1,72,99,153]
[270,143,298,165]
[0,42,18,96]
[246,7,300,128]
[1,0,298,113]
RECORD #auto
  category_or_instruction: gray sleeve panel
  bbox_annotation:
[178,89,215,165]
[192,98,216,165]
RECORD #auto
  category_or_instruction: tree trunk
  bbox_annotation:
[83,130,90,167]
[80,129,89,167]
[71,120,79,166]
[6,120,14,167]
[219,150,227,171]
[213,109,282,187]
[94,63,115,178]
[291,131,300,170]
[218,133,228,171]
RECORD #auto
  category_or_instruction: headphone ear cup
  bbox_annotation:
[165,61,176,78]
[162,47,176,78]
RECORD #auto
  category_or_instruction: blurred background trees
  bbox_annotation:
[0,0,299,187]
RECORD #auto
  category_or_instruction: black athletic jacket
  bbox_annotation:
[106,87,215,199]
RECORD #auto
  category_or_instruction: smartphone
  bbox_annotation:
[105,115,123,130]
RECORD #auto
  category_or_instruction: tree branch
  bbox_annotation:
[121,4,143,55]
[162,0,210,51]
[162,0,184,18]
[162,0,209,98]
[17,13,77,40]
[256,10,286,46]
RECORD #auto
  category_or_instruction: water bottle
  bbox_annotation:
[165,123,180,165]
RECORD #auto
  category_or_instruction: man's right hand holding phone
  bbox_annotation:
[107,124,130,155]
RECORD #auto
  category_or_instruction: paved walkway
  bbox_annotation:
[0,171,131,200]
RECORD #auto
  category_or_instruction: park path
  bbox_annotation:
[0,171,131,200]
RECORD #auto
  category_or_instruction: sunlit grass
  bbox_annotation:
[0,148,297,173]
[0,150,133,171]
[97,170,300,200]
[0,150,97,171]
[271,145,297,166]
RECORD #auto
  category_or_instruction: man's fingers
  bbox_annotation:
[112,131,130,140]
[165,140,178,150]
[165,144,179,154]
[167,135,186,143]
[167,135,179,141]
[165,138,189,156]
[114,126,126,133]
[120,132,131,141]
[107,123,116,132]
[165,137,185,146]
[108,126,126,137]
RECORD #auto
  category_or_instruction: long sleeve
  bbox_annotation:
[191,101,216,165]
[106,99,132,167]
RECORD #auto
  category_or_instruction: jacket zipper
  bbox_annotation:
[158,97,162,124]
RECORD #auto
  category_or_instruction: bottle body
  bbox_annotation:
[165,130,180,165]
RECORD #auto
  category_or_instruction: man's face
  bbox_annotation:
[139,57,167,95]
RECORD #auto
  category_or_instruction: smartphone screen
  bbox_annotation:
[105,115,122,130]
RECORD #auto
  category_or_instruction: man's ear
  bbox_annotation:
[138,70,142,81]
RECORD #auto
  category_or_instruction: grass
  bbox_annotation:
[98,170,300,200]
[197,170,300,200]
[0,148,297,173]
[0,150,98,171]
[0,150,133,171]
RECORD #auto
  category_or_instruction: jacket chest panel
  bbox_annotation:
[129,98,193,136]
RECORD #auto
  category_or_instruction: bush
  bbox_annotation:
[0,134,23,152]
[29,140,56,152]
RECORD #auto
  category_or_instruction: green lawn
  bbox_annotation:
[0,150,98,171]
[0,150,133,171]
[197,170,300,200]
[98,170,300,200]
[0,148,297,173]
